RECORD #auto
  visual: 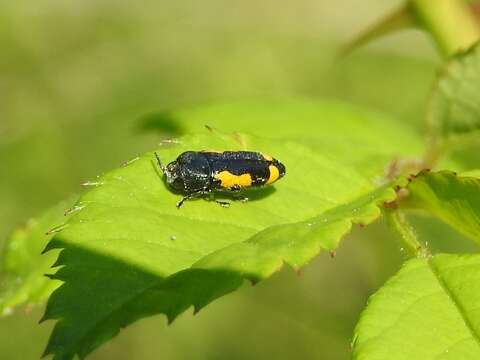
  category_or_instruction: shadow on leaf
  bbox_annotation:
[41,239,245,360]
[136,111,185,137]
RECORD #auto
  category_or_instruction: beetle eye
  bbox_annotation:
[166,163,176,172]
[171,177,185,190]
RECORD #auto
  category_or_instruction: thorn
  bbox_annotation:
[330,251,337,259]
[121,156,140,167]
[45,224,69,235]
[80,181,104,187]
[205,124,213,132]
[64,205,85,216]
[158,138,181,146]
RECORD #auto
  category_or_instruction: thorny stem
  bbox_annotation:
[385,209,430,258]
[409,0,480,57]
[341,4,415,57]
[417,0,480,167]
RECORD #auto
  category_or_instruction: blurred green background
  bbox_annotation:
[0,0,472,359]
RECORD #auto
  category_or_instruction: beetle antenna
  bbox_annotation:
[154,151,166,174]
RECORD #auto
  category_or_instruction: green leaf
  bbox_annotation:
[139,99,424,178]
[353,254,480,359]
[406,170,480,244]
[462,169,480,178]
[40,124,408,359]
[0,198,76,316]
[427,41,480,146]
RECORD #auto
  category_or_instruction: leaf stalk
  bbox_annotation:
[385,209,430,258]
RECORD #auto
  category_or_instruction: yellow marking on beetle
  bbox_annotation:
[202,149,222,153]
[262,153,273,161]
[215,171,252,188]
[266,165,280,184]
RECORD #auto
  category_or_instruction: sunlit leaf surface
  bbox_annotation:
[0,198,76,316]
[40,105,414,359]
[353,254,480,360]
[407,170,480,244]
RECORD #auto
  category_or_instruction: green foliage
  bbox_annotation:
[3,2,480,359]
[407,171,480,243]
[0,198,75,315]
[353,254,480,359]
[353,169,480,359]
[428,41,480,146]
[145,99,424,178]
[463,170,480,178]
[38,100,416,359]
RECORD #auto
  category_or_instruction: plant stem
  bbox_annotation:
[409,0,480,56]
[341,4,415,57]
[385,209,429,258]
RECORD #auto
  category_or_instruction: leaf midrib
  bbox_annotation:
[427,258,480,351]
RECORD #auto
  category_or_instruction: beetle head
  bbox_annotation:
[164,161,186,192]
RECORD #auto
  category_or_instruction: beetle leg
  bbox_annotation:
[229,187,248,202]
[233,194,249,203]
[176,195,191,208]
[176,189,210,208]
[215,200,231,208]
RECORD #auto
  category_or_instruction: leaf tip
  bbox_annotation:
[166,313,177,325]
[41,239,62,254]
[193,305,202,315]
[38,312,50,324]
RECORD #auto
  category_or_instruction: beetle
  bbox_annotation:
[155,150,286,208]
